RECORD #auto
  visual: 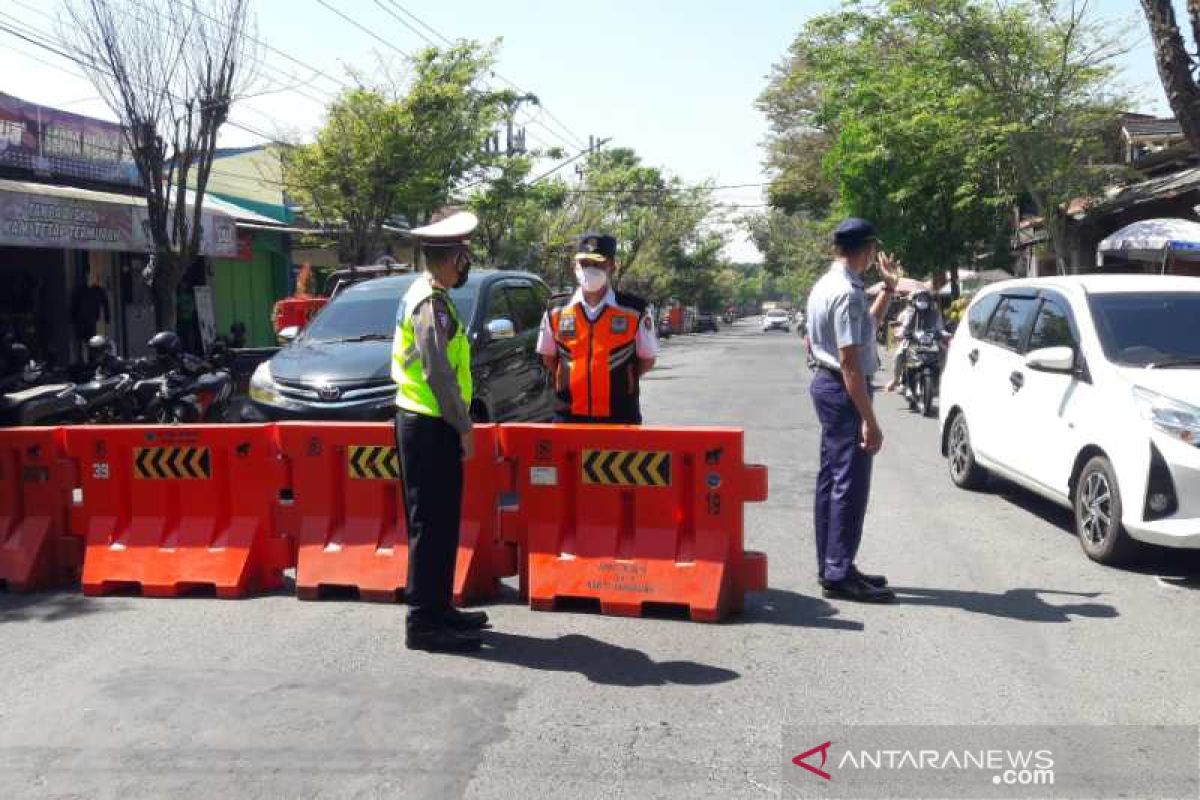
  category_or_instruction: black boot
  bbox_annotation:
[444,608,490,631]
[406,625,482,653]
[850,566,888,588]
[822,576,894,603]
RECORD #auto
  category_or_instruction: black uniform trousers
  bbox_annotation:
[395,410,463,629]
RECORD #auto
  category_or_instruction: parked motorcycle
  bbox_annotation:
[140,332,234,423]
[0,342,86,426]
[902,331,945,418]
[70,336,153,424]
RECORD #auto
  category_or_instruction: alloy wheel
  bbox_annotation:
[949,416,971,481]
[1079,471,1113,546]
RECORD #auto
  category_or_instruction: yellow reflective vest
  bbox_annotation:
[392,277,472,416]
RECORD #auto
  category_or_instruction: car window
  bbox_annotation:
[982,296,1038,352]
[967,293,1002,338]
[302,293,400,343]
[504,284,544,332]
[1089,291,1200,366]
[1027,299,1076,351]
[482,283,512,325]
[531,281,550,314]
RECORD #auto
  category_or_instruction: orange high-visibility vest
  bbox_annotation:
[549,293,648,423]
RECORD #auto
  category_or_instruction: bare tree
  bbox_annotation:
[1141,1,1200,153]
[60,0,257,331]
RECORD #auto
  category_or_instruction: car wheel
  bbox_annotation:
[1074,456,1137,565]
[947,412,987,490]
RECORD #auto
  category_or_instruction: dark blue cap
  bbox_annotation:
[833,218,878,249]
[576,232,617,262]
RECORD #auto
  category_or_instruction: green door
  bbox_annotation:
[213,249,276,347]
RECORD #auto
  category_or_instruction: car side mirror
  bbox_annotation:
[278,326,300,344]
[1026,346,1075,373]
[485,319,516,341]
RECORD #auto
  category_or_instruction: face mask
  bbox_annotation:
[575,265,608,293]
[914,298,930,311]
[452,252,471,289]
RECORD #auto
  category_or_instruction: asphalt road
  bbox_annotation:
[3,319,1199,799]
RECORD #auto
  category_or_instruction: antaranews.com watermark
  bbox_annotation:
[782,725,1198,799]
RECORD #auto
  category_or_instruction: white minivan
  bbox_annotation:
[939,275,1200,564]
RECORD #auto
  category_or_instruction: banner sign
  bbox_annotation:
[0,92,139,188]
[0,186,237,257]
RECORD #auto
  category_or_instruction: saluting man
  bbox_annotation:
[535,233,658,424]
[806,218,901,603]
[392,211,488,653]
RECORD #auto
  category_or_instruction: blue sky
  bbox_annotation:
[0,0,1182,260]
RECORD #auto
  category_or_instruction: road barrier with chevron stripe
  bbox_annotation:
[582,449,671,487]
[134,446,212,480]
[2,422,769,621]
[62,425,293,598]
[500,424,769,622]
[274,422,516,604]
[0,427,80,592]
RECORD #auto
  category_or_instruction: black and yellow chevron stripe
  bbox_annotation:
[133,446,212,480]
[582,449,671,487]
[348,445,400,480]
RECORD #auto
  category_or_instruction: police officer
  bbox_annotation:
[535,233,658,424]
[392,211,488,652]
[805,218,901,603]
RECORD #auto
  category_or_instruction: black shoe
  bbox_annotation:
[821,576,895,603]
[444,607,490,631]
[850,566,888,588]
[405,626,482,653]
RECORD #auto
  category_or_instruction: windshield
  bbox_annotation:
[1089,291,1200,367]
[768,310,787,318]
[302,285,476,343]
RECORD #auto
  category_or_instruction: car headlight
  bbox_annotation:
[249,361,284,405]
[1133,386,1200,446]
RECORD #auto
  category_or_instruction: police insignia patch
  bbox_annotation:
[611,315,630,334]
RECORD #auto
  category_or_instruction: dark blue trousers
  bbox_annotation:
[810,370,874,583]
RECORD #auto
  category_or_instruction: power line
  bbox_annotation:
[0,18,283,147]
[379,0,588,151]
[314,0,414,60]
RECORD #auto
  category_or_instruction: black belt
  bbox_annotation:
[815,364,842,377]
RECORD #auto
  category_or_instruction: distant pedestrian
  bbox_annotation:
[805,218,900,603]
[536,233,658,424]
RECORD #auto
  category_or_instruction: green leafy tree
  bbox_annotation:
[285,43,513,264]
[759,1,1130,279]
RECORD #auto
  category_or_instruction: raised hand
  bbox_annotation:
[877,251,902,290]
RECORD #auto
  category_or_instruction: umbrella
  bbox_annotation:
[1097,218,1200,267]
[866,277,928,296]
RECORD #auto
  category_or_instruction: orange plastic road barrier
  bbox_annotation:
[63,425,293,598]
[0,428,81,592]
[275,422,516,604]
[498,424,769,622]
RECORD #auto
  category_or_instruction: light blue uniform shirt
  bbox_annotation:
[806,261,879,376]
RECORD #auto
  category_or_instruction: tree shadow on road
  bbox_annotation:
[890,587,1118,623]
[736,588,864,631]
[470,631,740,687]
[0,589,124,624]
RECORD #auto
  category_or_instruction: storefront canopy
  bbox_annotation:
[0,178,238,257]
[1097,217,1200,266]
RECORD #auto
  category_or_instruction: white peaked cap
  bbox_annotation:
[410,211,479,245]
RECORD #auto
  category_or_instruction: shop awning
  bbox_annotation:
[0,178,237,257]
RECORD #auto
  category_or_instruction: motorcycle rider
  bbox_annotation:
[885,287,944,392]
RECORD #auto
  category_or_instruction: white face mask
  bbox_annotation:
[574,264,609,293]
